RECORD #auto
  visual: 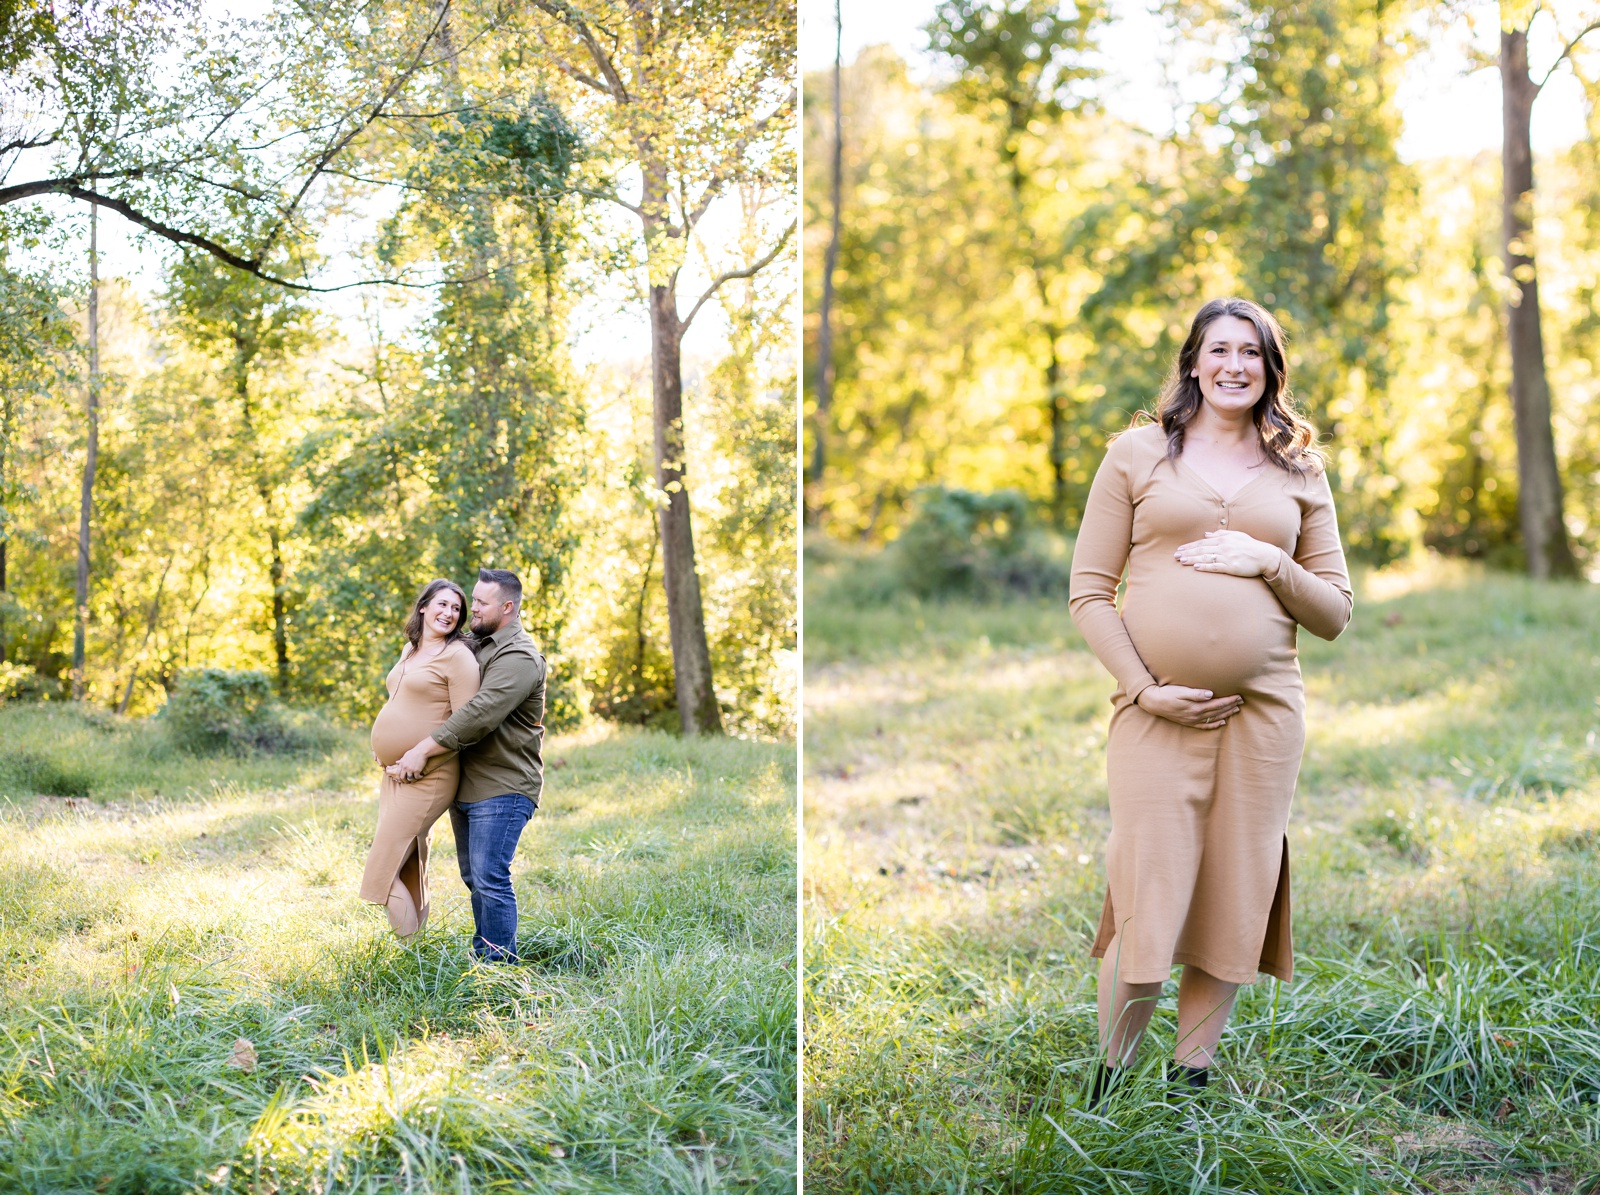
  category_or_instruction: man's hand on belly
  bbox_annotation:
[1136,685,1243,729]
[388,737,446,783]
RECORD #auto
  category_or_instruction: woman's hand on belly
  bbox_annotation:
[1136,684,1243,729]
[1175,529,1280,577]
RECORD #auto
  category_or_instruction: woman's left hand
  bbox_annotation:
[1175,529,1281,577]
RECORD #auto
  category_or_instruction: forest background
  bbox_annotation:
[801,0,1600,581]
[0,0,797,740]
[800,3,1600,1187]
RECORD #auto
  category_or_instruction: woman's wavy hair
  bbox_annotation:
[402,578,470,651]
[1154,297,1322,473]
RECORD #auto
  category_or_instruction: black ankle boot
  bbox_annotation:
[1167,1062,1208,1090]
[1087,1063,1122,1109]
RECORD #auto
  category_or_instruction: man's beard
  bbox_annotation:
[470,612,500,635]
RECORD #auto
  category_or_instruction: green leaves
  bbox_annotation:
[926,0,1105,127]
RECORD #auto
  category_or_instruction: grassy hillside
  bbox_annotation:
[804,557,1600,1193]
[0,713,796,1194]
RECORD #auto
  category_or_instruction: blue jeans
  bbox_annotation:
[449,793,534,962]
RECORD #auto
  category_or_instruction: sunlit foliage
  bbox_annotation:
[0,0,796,736]
[804,3,1600,570]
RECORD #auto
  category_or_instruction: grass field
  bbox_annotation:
[0,708,796,1194]
[803,554,1600,1193]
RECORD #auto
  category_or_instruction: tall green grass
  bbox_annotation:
[804,556,1600,1193]
[0,703,364,800]
[0,712,796,1193]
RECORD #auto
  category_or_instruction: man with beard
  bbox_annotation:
[390,568,546,962]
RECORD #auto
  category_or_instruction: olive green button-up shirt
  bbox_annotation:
[432,619,546,806]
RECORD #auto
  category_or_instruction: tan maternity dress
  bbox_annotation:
[1069,423,1352,984]
[359,639,480,923]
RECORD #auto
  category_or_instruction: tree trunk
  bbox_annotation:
[267,524,288,693]
[633,509,657,699]
[234,347,291,694]
[0,391,9,663]
[808,0,843,522]
[118,556,172,715]
[1005,132,1070,530]
[1500,26,1578,579]
[649,282,722,735]
[1042,318,1066,527]
[73,202,99,699]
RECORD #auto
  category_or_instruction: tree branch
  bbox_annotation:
[0,135,56,156]
[684,87,796,235]
[679,219,795,333]
[252,0,456,261]
[60,185,327,289]
[528,0,630,100]
[522,25,611,94]
[1536,18,1600,91]
[574,184,644,216]
[1,180,486,292]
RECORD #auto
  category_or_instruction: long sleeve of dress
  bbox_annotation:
[1262,468,1353,641]
[1070,435,1159,704]
[442,644,481,715]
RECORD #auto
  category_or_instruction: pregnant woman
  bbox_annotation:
[360,579,480,938]
[1069,297,1352,1101]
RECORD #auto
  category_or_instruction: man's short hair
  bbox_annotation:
[478,568,523,608]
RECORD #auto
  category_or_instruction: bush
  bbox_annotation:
[542,664,589,734]
[0,662,65,704]
[891,487,1073,598]
[806,493,1076,608]
[802,535,905,608]
[5,751,94,797]
[162,669,340,756]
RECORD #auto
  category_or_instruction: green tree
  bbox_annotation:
[1220,0,1413,561]
[162,253,317,695]
[293,36,586,721]
[0,212,75,666]
[1493,0,1596,577]
[521,0,796,735]
[92,307,256,712]
[0,0,463,290]
[806,0,843,525]
[925,0,1105,527]
[803,48,1022,538]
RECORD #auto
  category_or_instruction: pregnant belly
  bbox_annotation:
[371,702,438,767]
[1121,567,1296,695]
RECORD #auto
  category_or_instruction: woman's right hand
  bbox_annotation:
[1135,684,1242,729]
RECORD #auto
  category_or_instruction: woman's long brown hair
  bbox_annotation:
[402,578,469,651]
[1154,297,1321,473]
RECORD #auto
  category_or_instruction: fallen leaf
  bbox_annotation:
[1383,611,1403,627]
[1494,1096,1514,1122]
[227,1038,257,1073]
[549,1145,567,1159]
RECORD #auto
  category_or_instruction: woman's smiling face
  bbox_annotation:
[424,590,462,637]
[1191,314,1266,415]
